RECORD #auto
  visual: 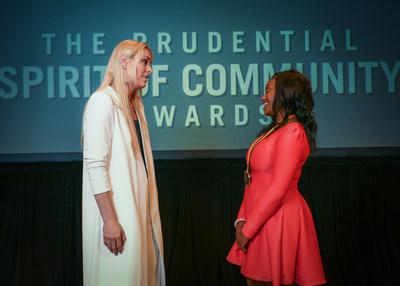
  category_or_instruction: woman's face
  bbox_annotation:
[125,48,153,92]
[261,78,276,117]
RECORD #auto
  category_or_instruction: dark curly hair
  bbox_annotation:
[259,69,317,152]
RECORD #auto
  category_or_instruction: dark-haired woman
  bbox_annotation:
[227,70,326,286]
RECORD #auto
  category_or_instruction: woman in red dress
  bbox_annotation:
[227,70,327,286]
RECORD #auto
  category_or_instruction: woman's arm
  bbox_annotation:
[83,91,126,255]
[95,192,126,255]
[242,125,308,239]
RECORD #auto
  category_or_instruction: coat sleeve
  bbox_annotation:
[83,91,115,195]
[242,125,308,239]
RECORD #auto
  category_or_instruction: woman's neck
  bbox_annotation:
[277,114,297,126]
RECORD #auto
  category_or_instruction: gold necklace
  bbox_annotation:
[243,114,296,186]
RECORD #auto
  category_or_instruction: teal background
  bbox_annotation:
[1,0,399,155]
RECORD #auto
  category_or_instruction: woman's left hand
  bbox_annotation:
[236,224,249,253]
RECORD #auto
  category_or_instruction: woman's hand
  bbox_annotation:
[235,221,249,253]
[103,220,127,256]
[94,191,127,256]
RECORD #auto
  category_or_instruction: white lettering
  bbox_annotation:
[206,64,226,96]
[209,32,222,53]
[59,66,80,98]
[346,29,357,51]
[93,33,105,55]
[320,30,336,51]
[280,30,294,52]
[158,32,172,54]
[231,64,259,96]
[23,66,44,99]
[235,104,248,126]
[210,105,224,126]
[152,65,169,97]
[0,66,18,99]
[183,32,197,54]
[233,31,245,53]
[358,61,379,93]
[66,33,82,55]
[153,105,176,127]
[41,33,56,55]
[183,64,203,96]
[133,32,147,43]
[256,31,270,53]
[185,105,201,127]
[380,61,400,93]
[322,62,344,94]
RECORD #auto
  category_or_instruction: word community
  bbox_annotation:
[1,61,398,100]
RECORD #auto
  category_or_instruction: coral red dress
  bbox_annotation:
[227,123,326,286]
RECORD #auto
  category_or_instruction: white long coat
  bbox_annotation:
[82,86,165,286]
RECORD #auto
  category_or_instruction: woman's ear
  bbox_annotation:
[120,55,127,70]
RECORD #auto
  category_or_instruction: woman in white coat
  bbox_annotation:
[81,40,165,286]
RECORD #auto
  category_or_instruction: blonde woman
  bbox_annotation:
[82,40,165,286]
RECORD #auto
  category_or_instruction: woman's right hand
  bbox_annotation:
[103,220,127,256]
[94,191,127,256]
[235,221,249,253]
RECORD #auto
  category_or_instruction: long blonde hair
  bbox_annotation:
[82,40,153,159]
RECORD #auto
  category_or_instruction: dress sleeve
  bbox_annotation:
[83,91,115,195]
[242,125,308,239]
[234,199,246,227]
[236,199,246,220]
